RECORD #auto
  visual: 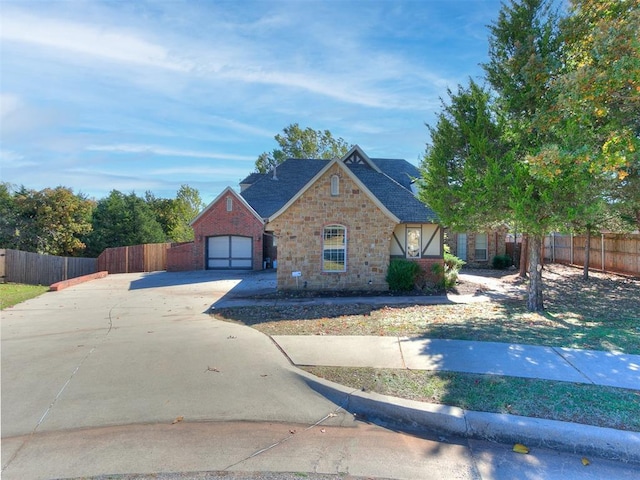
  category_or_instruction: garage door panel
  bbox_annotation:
[208,237,229,257]
[231,236,251,256]
[207,235,253,269]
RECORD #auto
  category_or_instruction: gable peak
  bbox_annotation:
[341,145,381,172]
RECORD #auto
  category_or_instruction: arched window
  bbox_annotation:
[323,224,346,272]
[226,196,233,212]
[330,175,340,196]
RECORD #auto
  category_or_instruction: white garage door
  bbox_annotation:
[207,235,252,269]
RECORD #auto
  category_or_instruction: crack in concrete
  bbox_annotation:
[1,306,115,473]
[222,404,349,471]
[551,347,595,385]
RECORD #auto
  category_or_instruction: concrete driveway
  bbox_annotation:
[3,271,495,480]
[3,270,638,480]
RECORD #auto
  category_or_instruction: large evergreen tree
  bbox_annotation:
[421,0,633,311]
[84,190,166,257]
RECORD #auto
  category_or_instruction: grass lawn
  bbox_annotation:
[0,283,49,309]
[304,367,640,432]
[213,264,640,431]
[214,264,640,354]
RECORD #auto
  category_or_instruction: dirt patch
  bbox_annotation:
[212,264,640,353]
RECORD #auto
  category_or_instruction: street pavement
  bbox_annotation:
[1,270,639,480]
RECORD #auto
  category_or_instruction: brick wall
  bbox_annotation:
[267,163,397,290]
[166,242,197,271]
[190,191,265,270]
[447,228,507,267]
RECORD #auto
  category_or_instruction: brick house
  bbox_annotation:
[168,146,443,290]
[446,228,508,267]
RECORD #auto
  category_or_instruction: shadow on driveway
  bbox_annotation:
[128,269,277,294]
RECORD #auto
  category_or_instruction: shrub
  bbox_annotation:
[492,254,512,270]
[386,259,420,291]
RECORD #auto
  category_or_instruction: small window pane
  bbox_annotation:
[407,227,421,258]
[226,197,233,212]
[475,233,488,261]
[323,225,346,272]
[331,175,340,196]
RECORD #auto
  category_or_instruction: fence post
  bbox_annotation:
[601,233,605,272]
[570,234,574,265]
[0,249,5,283]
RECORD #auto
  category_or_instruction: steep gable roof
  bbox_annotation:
[240,159,327,218]
[238,146,437,224]
[191,186,263,227]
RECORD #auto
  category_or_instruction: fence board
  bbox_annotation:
[543,233,639,276]
[97,243,172,274]
[3,249,97,285]
[0,249,5,283]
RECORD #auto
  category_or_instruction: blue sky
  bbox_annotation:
[1,0,503,204]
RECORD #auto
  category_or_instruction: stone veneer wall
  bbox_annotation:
[267,164,397,290]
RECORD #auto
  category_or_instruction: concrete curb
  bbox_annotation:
[297,369,640,464]
[49,271,108,291]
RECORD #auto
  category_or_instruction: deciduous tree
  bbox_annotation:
[255,123,352,173]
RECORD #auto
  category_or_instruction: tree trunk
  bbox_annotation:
[583,229,591,280]
[527,235,544,312]
[519,234,528,278]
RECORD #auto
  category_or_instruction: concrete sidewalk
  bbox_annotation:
[272,334,640,464]
[272,335,640,390]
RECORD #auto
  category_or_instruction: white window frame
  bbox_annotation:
[406,226,422,259]
[475,233,488,261]
[226,196,233,212]
[330,175,340,196]
[323,224,346,272]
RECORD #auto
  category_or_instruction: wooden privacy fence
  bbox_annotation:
[0,249,97,286]
[97,243,172,274]
[544,233,640,276]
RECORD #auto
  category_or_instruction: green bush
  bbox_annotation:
[492,254,512,270]
[386,259,420,291]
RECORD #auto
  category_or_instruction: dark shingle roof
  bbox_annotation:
[240,159,327,218]
[239,172,264,186]
[239,155,437,223]
[348,164,437,223]
[370,158,420,191]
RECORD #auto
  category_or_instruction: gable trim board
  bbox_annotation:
[266,157,400,226]
[191,186,264,227]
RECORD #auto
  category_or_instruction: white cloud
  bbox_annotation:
[0,10,189,72]
[86,144,255,162]
[0,94,22,119]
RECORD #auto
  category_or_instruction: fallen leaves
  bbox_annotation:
[206,366,221,373]
[171,416,184,424]
[513,443,530,454]
[582,457,590,466]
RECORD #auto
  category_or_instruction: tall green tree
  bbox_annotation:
[2,186,94,255]
[255,123,352,173]
[420,80,510,231]
[553,0,640,229]
[422,0,591,311]
[84,190,166,257]
[146,185,204,242]
[0,183,18,248]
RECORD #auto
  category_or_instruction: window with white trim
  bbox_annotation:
[475,233,488,261]
[226,196,233,212]
[330,175,340,196]
[323,225,346,272]
[406,227,421,258]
